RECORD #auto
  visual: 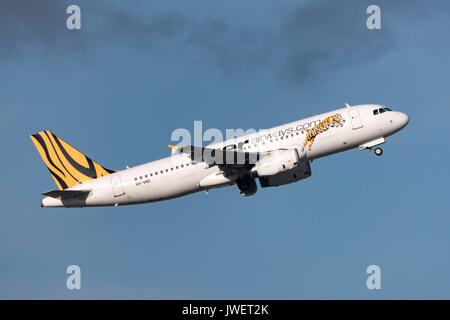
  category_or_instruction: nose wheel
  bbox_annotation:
[367,147,383,156]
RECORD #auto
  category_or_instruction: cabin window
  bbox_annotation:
[181,164,184,168]
[145,175,148,178]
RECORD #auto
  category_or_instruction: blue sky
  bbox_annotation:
[0,0,449,299]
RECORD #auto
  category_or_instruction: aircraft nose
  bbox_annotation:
[397,112,409,129]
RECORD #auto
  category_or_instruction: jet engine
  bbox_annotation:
[253,149,300,177]
[259,160,311,188]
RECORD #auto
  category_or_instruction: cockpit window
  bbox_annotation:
[374,107,392,115]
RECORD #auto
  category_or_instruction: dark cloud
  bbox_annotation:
[278,0,393,82]
[0,0,449,82]
[0,0,66,60]
[183,18,274,74]
[279,0,450,82]
[0,0,189,61]
[0,0,271,72]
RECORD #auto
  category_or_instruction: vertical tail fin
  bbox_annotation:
[29,130,116,190]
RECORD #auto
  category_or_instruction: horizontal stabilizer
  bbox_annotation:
[42,189,90,199]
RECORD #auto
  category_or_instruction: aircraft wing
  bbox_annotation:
[169,145,260,168]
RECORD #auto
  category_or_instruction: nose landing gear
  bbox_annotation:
[366,147,383,156]
[359,138,386,157]
[374,147,383,156]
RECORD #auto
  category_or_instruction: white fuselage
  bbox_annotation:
[41,104,409,207]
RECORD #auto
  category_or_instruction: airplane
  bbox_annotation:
[30,103,408,208]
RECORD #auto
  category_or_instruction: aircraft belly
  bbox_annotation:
[154,168,203,200]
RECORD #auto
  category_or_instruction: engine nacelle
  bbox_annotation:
[254,149,300,177]
[259,160,311,187]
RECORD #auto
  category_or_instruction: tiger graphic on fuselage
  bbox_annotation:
[301,114,344,152]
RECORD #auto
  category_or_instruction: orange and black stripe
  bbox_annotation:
[30,130,115,190]
[301,114,344,152]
